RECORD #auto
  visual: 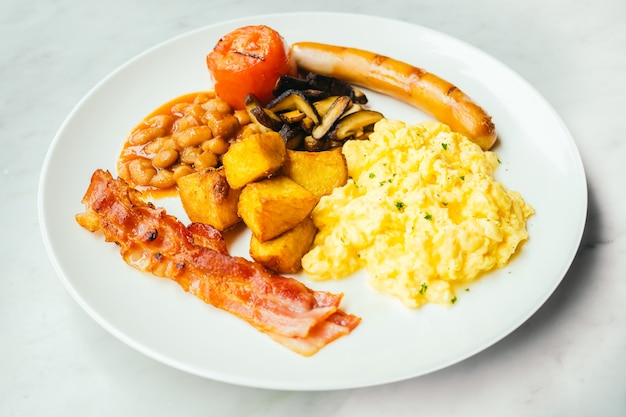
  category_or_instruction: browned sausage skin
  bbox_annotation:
[290,42,497,150]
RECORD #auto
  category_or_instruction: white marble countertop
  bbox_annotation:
[2,0,625,415]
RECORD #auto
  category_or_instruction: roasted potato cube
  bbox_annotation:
[250,216,317,274]
[282,148,348,200]
[238,176,317,242]
[222,131,286,189]
[177,167,241,231]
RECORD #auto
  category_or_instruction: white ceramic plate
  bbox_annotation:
[39,12,587,390]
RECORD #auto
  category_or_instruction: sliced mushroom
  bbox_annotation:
[313,97,362,118]
[340,103,364,117]
[278,124,306,150]
[328,110,384,141]
[305,73,368,105]
[301,89,330,101]
[311,96,352,140]
[266,89,320,125]
[278,109,306,124]
[313,96,340,116]
[304,73,351,95]
[351,87,368,104]
[273,75,310,96]
[303,135,326,152]
[244,93,283,132]
[299,117,316,134]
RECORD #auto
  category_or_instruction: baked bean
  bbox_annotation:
[208,115,240,140]
[143,136,166,155]
[194,151,219,170]
[194,92,214,104]
[128,158,156,186]
[117,162,130,181]
[186,104,205,120]
[161,137,177,151]
[180,146,201,165]
[150,169,176,189]
[152,149,179,169]
[172,165,195,181]
[129,127,165,146]
[202,97,231,114]
[144,114,175,131]
[172,114,200,133]
[234,109,251,126]
[171,102,190,116]
[203,109,223,125]
[239,123,263,138]
[175,125,213,148]
[202,137,229,155]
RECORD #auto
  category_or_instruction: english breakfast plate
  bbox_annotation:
[39,12,587,390]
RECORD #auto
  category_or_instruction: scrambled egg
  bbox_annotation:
[301,120,534,308]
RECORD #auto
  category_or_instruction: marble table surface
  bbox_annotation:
[2,0,625,415]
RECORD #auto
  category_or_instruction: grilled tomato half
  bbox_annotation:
[206,25,296,110]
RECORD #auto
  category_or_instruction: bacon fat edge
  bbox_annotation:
[75,169,360,356]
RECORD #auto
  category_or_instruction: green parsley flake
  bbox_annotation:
[442,143,448,150]
[369,172,376,179]
[460,175,465,181]
[424,213,433,220]
[419,283,428,295]
[395,201,406,211]
[451,296,458,304]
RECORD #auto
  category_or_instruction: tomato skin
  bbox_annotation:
[206,25,296,110]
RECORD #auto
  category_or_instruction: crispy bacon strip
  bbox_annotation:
[75,169,359,355]
[269,311,362,357]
